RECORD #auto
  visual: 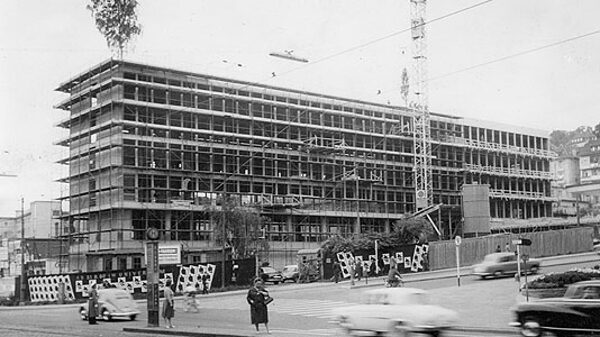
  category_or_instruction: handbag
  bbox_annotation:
[264,295,274,305]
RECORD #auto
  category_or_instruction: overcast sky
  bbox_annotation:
[0,0,599,216]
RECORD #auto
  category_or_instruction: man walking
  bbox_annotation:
[332,261,341,283]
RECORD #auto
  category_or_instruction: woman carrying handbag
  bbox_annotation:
[247,278,271,334]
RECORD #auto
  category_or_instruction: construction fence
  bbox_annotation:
[428,227,595,271]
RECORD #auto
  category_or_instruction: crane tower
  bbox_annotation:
[410,0,432,210]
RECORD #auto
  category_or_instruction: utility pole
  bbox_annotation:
[20,197,26,304]
[221,210,226,288]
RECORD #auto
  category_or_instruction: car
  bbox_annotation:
[282,265,300,283]
[79,288,140,321]
[472,252,540,279]
[511,280,600,337]
[593,238,600,254]
[260,267,283,284]
[331,287,458,336]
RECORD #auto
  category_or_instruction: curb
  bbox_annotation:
[450,326,516,335]
[123,327,246,337]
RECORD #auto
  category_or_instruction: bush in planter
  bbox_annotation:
[525,268,600,290]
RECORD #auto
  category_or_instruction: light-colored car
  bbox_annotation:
[80,288,140,321]
[282,265,299,282]
[472,252,540,279]
[331,288,458,336]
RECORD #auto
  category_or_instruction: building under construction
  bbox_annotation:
[55,59,554,271]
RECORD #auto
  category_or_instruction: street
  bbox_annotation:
[1,254,597,337]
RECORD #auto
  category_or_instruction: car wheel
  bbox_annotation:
[80,308,87,321]
[130,314,137,321]
[390,320,410,337]
[274,281,280,285]
[521,317,541,337]
[101,309,111,321]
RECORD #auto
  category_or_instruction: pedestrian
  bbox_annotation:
[495,245,501,253]
[162,279,175,328]
[355,260,363,281]
[369,257,378,277]
[247,278,271,334]
[349,258,355,286]
[88,283,99,325]
[201,273,210,294]
[387,260,403,287]
[183,284,199,313]
[505,243,511,253]
[332,260,341,283]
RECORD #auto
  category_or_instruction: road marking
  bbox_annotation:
[271,327,336,336]
[268,299,352,319]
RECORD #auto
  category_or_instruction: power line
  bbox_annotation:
[277,0,495,78]
[427,28,600,83]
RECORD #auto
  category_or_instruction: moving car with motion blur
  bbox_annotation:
[281,265,300,283]
[331,288,458,336]
[511,280,600,337]
[472,252,540,279]
[79,288,140,321]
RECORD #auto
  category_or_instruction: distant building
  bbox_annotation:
[0,201,67,277]
[567,139,600,214]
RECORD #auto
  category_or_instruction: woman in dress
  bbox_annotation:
[88,283,98,325]
[162,279,175,328]
[246,278,270,334]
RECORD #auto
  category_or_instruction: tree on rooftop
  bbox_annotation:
[87,0,142,59]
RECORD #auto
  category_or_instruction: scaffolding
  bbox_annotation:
[53,59,554,271]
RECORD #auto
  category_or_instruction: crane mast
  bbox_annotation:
[410,0,432,211]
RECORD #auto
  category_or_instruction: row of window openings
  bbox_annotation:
[122,80,546,149]
[121,86,546,150]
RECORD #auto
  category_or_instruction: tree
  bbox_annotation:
[320,218,433,257]
[390,217,433,244]
[208,195,268,259]
[87,0,142,59]
[400,68,409,106]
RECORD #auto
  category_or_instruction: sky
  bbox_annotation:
[0,0,599,216]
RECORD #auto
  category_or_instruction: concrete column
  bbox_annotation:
[165,210,172,240]
[384,219,390,234]
[287,216,293,242]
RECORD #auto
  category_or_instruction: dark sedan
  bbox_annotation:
[511,280,600,336]
[260,267,283,284]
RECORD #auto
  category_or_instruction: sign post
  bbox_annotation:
[146,227,160,327]
[455,236,462,287]
[512,238,532,293]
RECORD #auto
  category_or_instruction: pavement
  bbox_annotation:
[119,251,600,337]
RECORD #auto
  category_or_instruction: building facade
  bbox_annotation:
[55,60,554,271]
[567,139,600,215]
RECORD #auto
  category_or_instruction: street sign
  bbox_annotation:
[454,236,462,246]
[512,238,532,246]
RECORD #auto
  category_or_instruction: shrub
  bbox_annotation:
[526,268,600,289]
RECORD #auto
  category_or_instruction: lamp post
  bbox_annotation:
[20,197,26,304]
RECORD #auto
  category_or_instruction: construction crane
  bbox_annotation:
[410,0,432,211]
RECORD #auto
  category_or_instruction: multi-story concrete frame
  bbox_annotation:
[55,60,553,271]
